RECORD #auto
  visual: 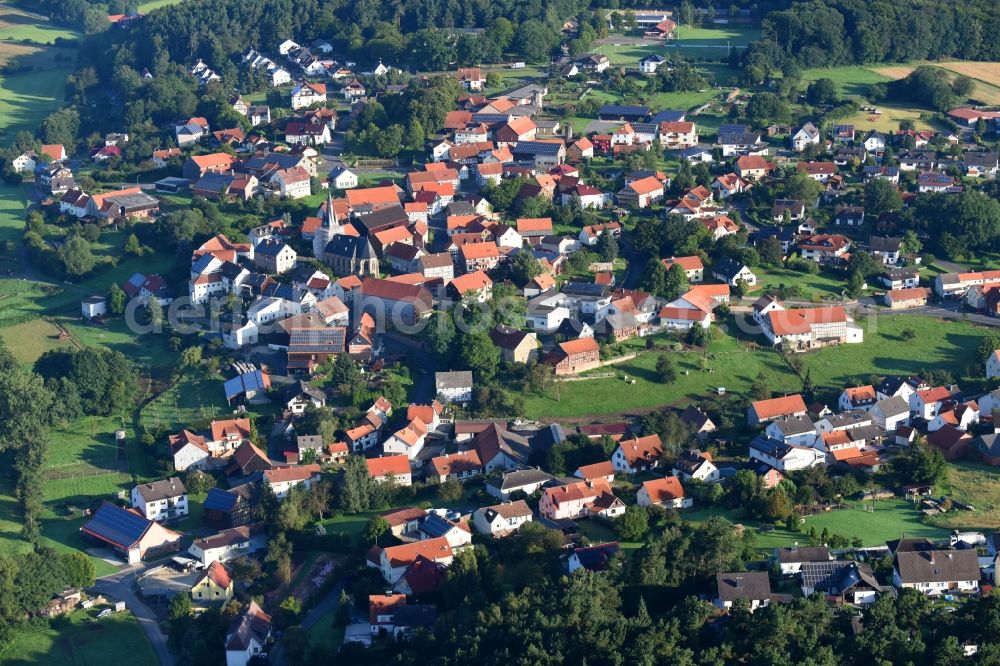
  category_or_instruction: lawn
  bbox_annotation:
[524,327,797,419]
[2,608,156,666]
[139,367,231,435]
[0,182,25,273]
[800,66,891,97]
[320,512,376,548]
[578,518,642,550]
[665,25,762,60]
[0,66,72,142]
[595,42,665,66]
[45,415,126,472]
[0,316,76,365]
[306,608,345,651]
[684,499,947,549]
[0,5,78,44]
[524,314,992,419]
[753,265,848,300]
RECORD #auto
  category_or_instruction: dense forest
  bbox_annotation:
[741,0,1000,78]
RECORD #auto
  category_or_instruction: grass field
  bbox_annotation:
[665,25,761,60]
[3,608,156,666]
[840,104,940,133]
[0,66,72,141]
[0,5,78,44]
[801,66,890,97]
[0,42,75,70]
[686,498,946,549]
[0,317,76,365]
[140,368,231,435]
[137,0,188,11]
[524,314,990,419]
[932,461,1000,530]
[752,266,848,300]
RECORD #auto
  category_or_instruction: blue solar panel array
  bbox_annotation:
[420,513,453,538]
[82,501,150,548]
[204,487,238,513]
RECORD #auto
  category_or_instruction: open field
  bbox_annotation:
[665,25,761,60]
[140,368,232,435]
[870,61,1000,106]
[686,498,946,549]
[0,5,78,44]
[524,314,990,419]
[801,66,890,97]
[840,104,940,133]
[0,66,72,142]
[931,461,1000,531]
[0,317,76,365]
[137,0,188,11]
[0,42,76,70]
[3,608,156,666]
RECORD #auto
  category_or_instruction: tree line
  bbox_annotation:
[740,0,1000,80]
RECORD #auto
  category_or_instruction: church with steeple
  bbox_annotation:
[312,190,342,259]
[314,190,379,277]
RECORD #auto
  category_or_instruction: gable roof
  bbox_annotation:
[895,549,980,584]
[716,571,771,602]
[367,455,411,478]
[81,501,155,549]
[640,476,685,503]
[615,434,664,466]
[751,395,808,420]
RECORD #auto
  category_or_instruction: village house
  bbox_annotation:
[715,571,772,612]
[263,464,321,499]
[80,502,181,564]
[472,500,533,537]
[192,560,234,605]
[485,468,555,500]
[893,549,980,595]
[637,475,691,509]
[130,478,188,522]
[538,479,625,520]
[749,436,826,472]
[611,434,664,474]
[672,449,719,482]
[367,455,413,486]
[225,601,272,666]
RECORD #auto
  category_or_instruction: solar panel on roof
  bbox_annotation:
[288,328,346,353]
[82,502,150,548]
[420,514,453,538]
[204,487,238,513]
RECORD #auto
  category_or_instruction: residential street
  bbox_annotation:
[91,564,176,666]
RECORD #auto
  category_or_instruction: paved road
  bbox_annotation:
[92,565,176,666]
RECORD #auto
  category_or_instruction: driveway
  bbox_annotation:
[91,565,176,666]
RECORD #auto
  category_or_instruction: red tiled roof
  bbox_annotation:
[751,395,808,420]
[641,476,685,503]
[366,454,411,478]
[616,434,664,466]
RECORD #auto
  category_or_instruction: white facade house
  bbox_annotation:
[189,525,267,566]
[435,371,473,403]
[130,478,188,522]
[893,549,980,596]
[263,465,321,499]
[749,437,825,472]
[988,350,1000,380]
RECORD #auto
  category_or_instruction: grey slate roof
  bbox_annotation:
[716,571,771,602]
[894,549,980,584]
